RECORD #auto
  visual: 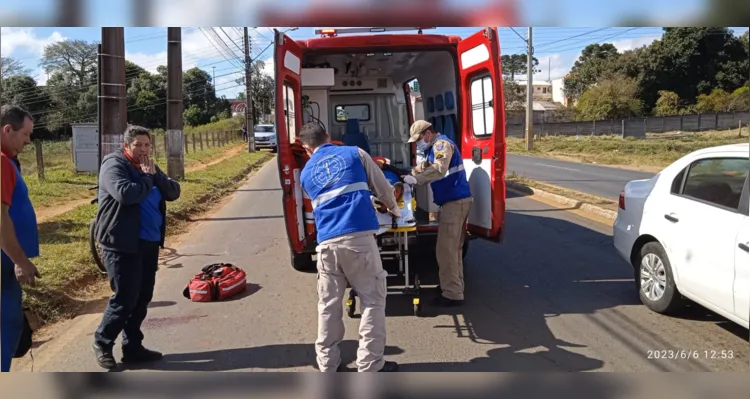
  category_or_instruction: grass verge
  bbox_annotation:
[22,150,275,325]
[507,129,748,170]
[18,134,245,210]
[507,172,619,212]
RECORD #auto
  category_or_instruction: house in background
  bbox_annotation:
[514,80,553,101]
[551,77,572,107]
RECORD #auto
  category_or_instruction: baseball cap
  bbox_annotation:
[408,120,432,143]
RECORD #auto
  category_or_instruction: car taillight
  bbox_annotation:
[619,192,625,210]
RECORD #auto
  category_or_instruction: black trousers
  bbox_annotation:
[94,239,160,351]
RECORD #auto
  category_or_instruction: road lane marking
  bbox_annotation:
[533,162,581,172]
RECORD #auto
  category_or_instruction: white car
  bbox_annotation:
[613,143,749,330]
[253,124,277,152]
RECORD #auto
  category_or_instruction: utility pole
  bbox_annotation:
[166,27,184,180]
[100,28,127,165]
[244,27,255,152]
[525,26,534,151]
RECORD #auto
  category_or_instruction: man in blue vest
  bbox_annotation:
[299,122,400,373]
[1,105,40,372]
[403,120,473,307]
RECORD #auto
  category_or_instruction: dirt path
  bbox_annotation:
[185,144,248,172]
[36,197,95,223]
[34,144,253,223]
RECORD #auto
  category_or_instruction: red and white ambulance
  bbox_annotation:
[273,27,507,272]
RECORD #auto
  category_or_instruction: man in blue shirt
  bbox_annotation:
[1,105,40,372]
[299,122,400,372]
[92,125,181,370]
[404,120,473,307]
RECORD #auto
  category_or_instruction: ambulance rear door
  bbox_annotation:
[274,30,307,253]
[457,27,506,242]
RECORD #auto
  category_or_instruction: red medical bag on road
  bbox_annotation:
[182,263,247,302]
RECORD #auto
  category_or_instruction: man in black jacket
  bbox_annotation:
[92,125,181,370]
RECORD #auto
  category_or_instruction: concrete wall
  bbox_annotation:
[504,111,750,139]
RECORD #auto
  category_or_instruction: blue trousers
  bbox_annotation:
[1,261,23,372]
[94,240,159,350]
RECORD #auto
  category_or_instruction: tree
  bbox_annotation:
[695,89,732,113]
[501,54,538,80]
[563,43,620,102]
[653,90,682,116]
[1,57,30,77]
[39,39,98,87]
[575,75,643,120]
[235,60,275,124]
[0,75,53,137]
[502,78,524,110]
[727,86,750,112]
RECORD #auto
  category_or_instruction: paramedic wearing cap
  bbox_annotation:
[403,120,472,307]
[298,122,400,373]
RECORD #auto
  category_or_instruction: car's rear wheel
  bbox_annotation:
[636,241,685,314]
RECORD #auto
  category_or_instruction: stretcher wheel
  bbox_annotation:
[413,298,422,317]
[346,296,356,318]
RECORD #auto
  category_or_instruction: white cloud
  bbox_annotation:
[1,27,66,58]
[125,51,167,73]
[611,35,660,52]
[531,53,572,82]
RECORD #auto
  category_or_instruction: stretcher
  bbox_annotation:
[346,182,425,317]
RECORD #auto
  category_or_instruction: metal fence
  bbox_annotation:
[504,111,750,139]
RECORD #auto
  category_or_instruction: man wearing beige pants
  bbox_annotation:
[299,122,401,372]
[403,120,473,307]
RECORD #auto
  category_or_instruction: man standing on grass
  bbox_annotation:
[92,124,181,370]
[1,105,40,372]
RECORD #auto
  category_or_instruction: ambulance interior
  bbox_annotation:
[291,49,459,229]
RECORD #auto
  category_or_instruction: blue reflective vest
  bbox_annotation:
[1,158,39,269]
[425,135,472,206]
[300,144,379,243]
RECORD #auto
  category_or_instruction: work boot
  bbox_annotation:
[121,346,163,364]
[431,296,463,307]
[92,343,117,370]
[378,361,399,372]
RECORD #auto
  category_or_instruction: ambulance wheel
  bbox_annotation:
[292,252,316,273]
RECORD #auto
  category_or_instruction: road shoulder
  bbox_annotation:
[506,175,617,225]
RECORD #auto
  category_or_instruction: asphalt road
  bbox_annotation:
[507,154,656,199]
[14,158,748,375]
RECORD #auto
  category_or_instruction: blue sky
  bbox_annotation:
[2,25,747,99]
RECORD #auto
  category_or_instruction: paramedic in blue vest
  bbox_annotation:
[403,120,473,307]
[298,122,400,373]
[1,105,40,373]
[91,124,181,370]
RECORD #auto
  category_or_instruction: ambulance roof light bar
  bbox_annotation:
[314,27,436,37]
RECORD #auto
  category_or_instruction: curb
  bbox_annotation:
[506,180,617,221]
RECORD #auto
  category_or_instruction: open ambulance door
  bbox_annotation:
[274,30,307,254]
[458,28,506,243]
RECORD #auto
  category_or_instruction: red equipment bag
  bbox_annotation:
[182,263,247,302]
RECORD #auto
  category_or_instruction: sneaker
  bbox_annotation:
[92,343,117,370]
[378,361,399,372]
[121,346,163,364]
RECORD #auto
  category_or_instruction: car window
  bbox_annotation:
[670,168,686,194]
[680,157,749,210]
[255,126,274,133]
